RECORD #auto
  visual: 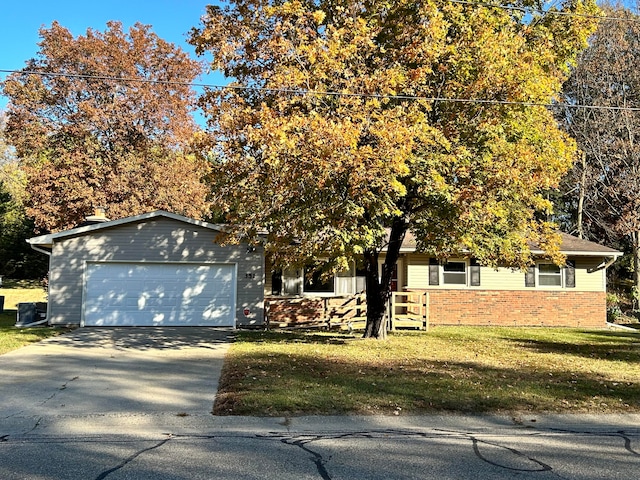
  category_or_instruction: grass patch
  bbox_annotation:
[0,280,68,355]
[214,327,640,416]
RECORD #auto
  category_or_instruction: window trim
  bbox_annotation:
[442,259,468,286]
[536,262,563,288]
[426,258,482,288]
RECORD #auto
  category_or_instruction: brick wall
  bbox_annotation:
[417,290,607,328]
[265,295,367,328]
[265,291,607,329]
[265,297,325,327]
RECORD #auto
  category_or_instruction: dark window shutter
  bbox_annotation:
[525,266,536,287]
[429,258,439,286]
[470,258,481,286]
[565,260,576,288]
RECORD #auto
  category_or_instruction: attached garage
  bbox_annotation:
[83,263,236,327]
[28,211,264,328]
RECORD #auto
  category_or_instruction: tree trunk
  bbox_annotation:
[577,151,586,239]
[634,231,640,310]
[363,217,408,339]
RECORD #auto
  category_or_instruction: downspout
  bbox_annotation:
[24,243,52,327]
[15,317,49,328]
[587,256,618,274]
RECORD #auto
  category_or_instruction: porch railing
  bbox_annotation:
[388,291,429,331]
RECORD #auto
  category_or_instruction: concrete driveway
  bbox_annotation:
[0,327,232,435]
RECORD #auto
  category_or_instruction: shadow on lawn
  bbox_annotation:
[236,330,356,346]
[0,309,18,327]
[499,330,640,363]
[216,342,640,415]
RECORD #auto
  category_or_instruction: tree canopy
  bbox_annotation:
[2,21,211,232]
[190,0,598,337]
[558,2,640,291]
[0,112,48,279]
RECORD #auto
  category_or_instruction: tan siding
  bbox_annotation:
[264,257,274,296]
[403,255,608,293]
[481,259,605,292]
[480,266,526,290]
[48,217,264,326]
[406,254,430,288]
[574,258,607,292]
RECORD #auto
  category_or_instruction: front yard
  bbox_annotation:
[214,327,640,416]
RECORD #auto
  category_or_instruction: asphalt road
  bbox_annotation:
[1,415,639,479]
[1,328,639,479]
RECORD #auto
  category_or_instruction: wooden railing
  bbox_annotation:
[388,291,429,331]
[325,294,367,331]
[265,294,366,330]
[266,291,429,331]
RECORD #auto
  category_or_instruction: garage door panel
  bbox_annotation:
[84,263,236,327]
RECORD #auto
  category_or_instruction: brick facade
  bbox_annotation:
[265,297,325,327]
[419,289,607,328]
[265,290,607,329]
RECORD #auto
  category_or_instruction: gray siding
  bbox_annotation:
[48,217,264,326]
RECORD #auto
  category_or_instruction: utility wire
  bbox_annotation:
[445,0,640,22]
[2,68,640,112]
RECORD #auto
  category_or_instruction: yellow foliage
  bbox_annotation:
[190,0,599,270]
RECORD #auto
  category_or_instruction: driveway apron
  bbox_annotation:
[0,328,231,424]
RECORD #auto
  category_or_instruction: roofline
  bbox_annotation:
[27,210,227,248]
[393,249,623,257]
[530,249,623,257]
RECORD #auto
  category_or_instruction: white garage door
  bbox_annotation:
[83,263,235,326]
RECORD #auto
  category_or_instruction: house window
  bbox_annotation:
[271,269,283,296]
[538,263,562,287]
[303,267,334,293]
[443,261,467,285]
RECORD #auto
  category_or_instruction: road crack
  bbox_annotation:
[40,376,80,406]
[94,435,172,480]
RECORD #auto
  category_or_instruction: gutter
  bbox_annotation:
[25,242,51,327]
[28,244,52,256]
[587,256,618,274]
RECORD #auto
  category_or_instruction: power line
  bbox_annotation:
[445,0,640,22]
[0,69,208,89]
[2,68,640,112]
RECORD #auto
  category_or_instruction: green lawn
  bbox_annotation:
[214,327,640,416]
[0,280,67,355]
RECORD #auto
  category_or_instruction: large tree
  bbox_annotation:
[2,21,211,232]
[190,0,598,338]
[558,3,640,292]
[0,112,48,279]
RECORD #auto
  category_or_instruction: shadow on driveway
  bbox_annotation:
[41,326,235,351]
[0,327,233,420]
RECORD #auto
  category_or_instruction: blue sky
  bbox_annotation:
[0,0,225,112]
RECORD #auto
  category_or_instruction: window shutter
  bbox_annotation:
[525,266,536,287]
[470,258,481,286]
[429,258,439,286]
[565,260,576,288]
